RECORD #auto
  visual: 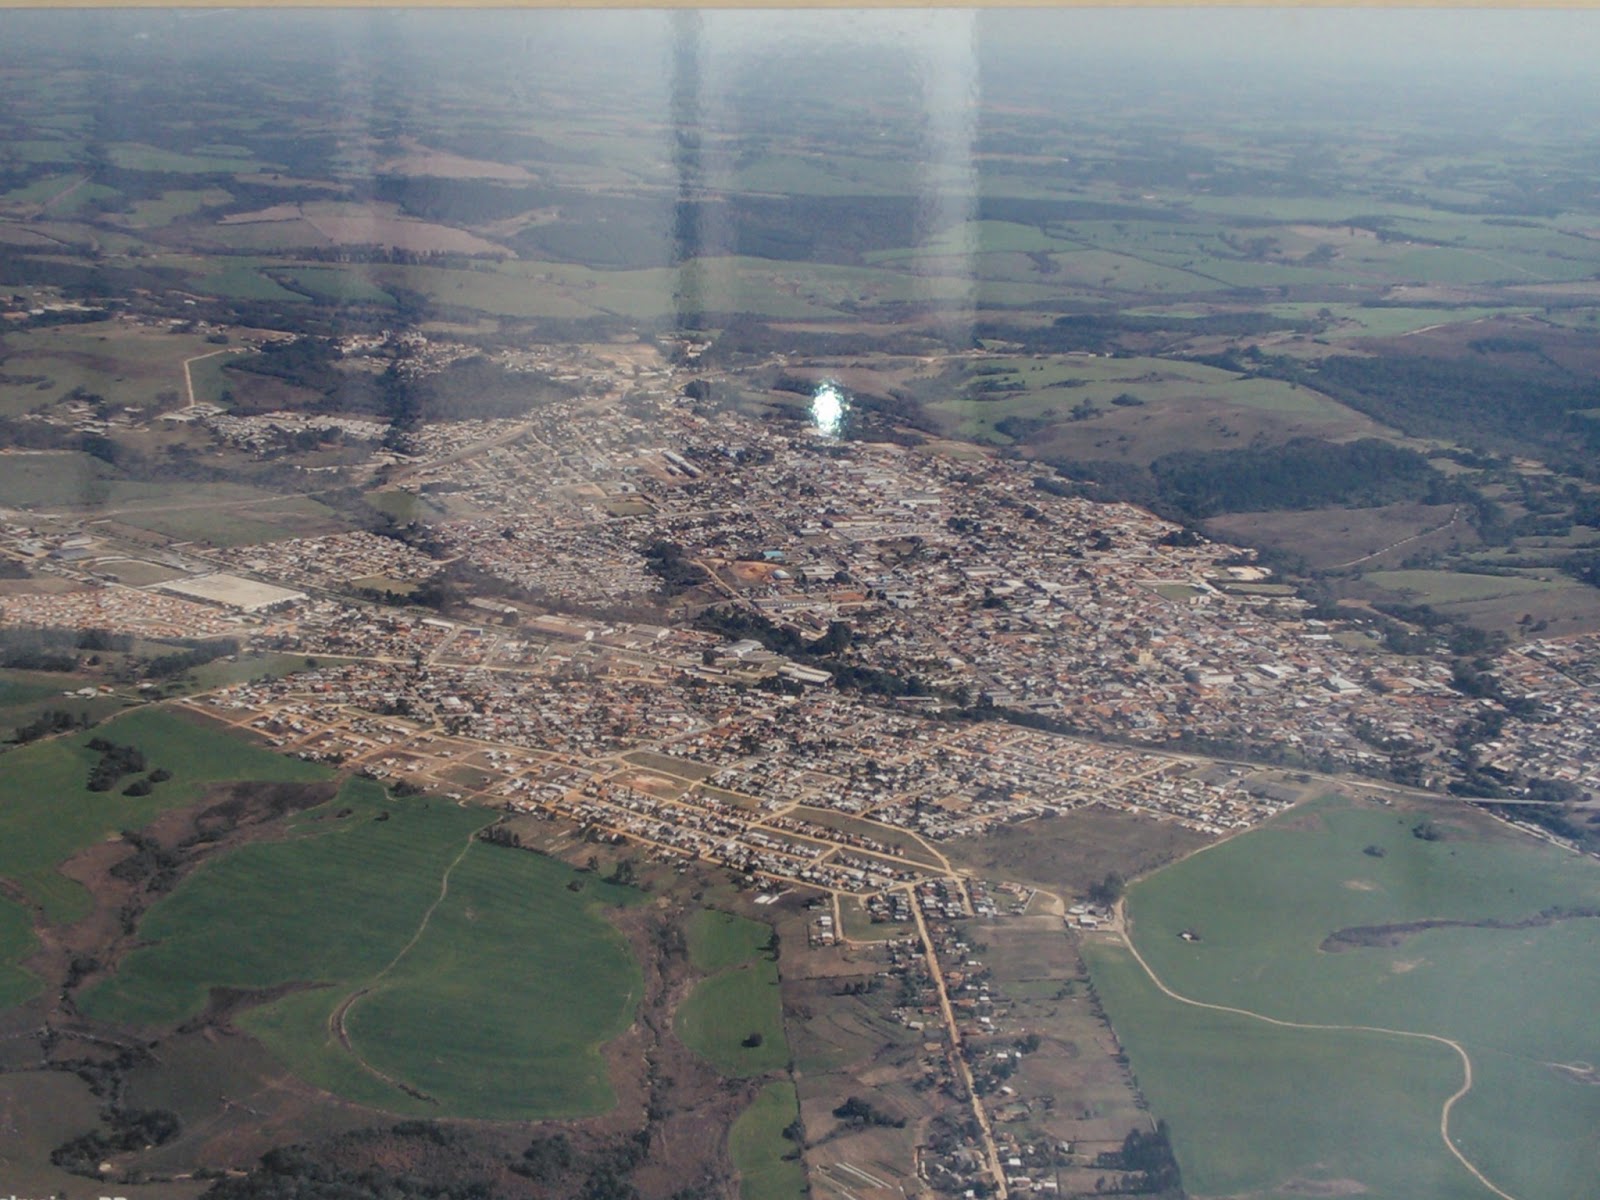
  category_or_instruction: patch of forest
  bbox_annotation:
[1147,437,1464,518]
[1036,437,1463,523]
[1242,350,1600,467]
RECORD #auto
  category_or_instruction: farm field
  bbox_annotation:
[118,187,234,228]
[0,324,227,412]
[1365,567,1572,606]
[1085,791,1600,1200]
[1084,941,1479,1200]
[1204,501,1473,572]
[729,1081,806,1200]
[925,352,1388,461]
[0,896,37,1006]
[675,909,790,1077]
[0,705,329,925]
[83,782,643,1118]
[0,451,172,509]
[0,675,130,743]
[1355,567,1600,636]
[688,908,775,973]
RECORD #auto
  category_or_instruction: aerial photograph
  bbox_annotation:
[0,7,1597,1199]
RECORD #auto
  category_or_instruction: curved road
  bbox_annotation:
[328,826,487,1100]
[1112,899,1519,1200]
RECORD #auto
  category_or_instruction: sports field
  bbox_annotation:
[729,1081,806,1200]
[83,783,642,1119]
[1084,792,1600,1200]
[676,910,790,1077]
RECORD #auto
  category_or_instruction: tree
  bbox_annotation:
[1087,871,1125,907]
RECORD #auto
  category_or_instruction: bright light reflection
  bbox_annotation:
[811,382,846,437]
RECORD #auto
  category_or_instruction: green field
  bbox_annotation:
[167,652,353,695]
[1086,792,1600,1200]
[1366,568,1570,605]
[729,1081,806,1200]
[113,505,301,547]
[121,187,233,228]
[675,910,790,1077]
[1084,942,1480,1199]
[0,324,233,414]
[0,896,39,1007]
[0,452,144,508]
[687,908,775,973]
[0,669,130,741]
[928,353,1356,446]
[108,142,278,175]
[0,670,70,713]
[0,706,329,925]
[187,260,309,303]
[84,783,643,1119]
[274,266,397,307]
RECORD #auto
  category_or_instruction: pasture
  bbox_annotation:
[119,187,234,228]
[0,895,38,1007]
[688,908,775,973]
[0,451,166,509]
[0,323,231,414]
[1355,567,1600,634]
[83,782,642,1118]
[1083,940,1477,1200]
[1364,567,1570,606]
[729,1081,806,1200]
[1086,791,1600,1200]
[1204,501,1472,572]
[0,668,129,743]
[0,705,329,924]
[925,352,1382,461]
[675,910,790,1078]
[107,142,278,174]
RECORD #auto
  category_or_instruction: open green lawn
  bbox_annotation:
[273,266,397,307]
[1264,303,1532,341]
[677,909,789,1076]
[1087,792,1600,1200]
[729,1081,806,1200]
[687,909,774,973]
[0,452,151,508]
[928,353,1357,445]
[0,706,329,924]
[0,670,131,744]
[108,143,278,175]
[0,896,39,1007]
[112,505,302,547]
[367,263,603,320]
[1366,568,1571,606]
[0,670,70,712]
[340,840,641,1117]
[675,961,790,1077]
[1083,941,1480,1200]
[84,783,642,1119]
[180,651,343,693]
[0,324,232,414]
[120,187,233,228]
[187,260,309,303]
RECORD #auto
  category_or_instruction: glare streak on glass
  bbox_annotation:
[811,382,846,437]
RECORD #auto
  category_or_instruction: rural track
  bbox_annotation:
[182,345,247,409]
[327,824,488,1100]
[1332,505,1464,569]
[1111,901,1520,1200]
